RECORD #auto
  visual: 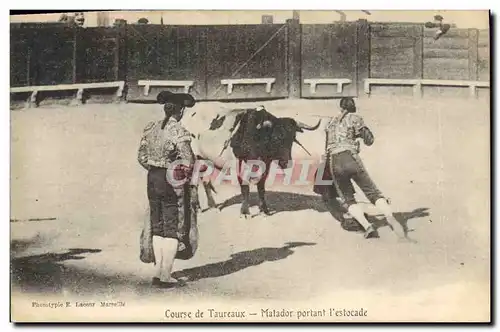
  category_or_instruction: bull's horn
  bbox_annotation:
[296,119,321,131]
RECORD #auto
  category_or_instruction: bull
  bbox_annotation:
[184,105,321,218]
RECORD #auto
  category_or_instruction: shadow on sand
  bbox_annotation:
[10,248,109,294]
[10,247,168,297]
[173,242,316,282]
[9,196,428,296]
[217,191,430,230]
[10,236,50,256]
[218,191,329,214]
[10,243,316,295]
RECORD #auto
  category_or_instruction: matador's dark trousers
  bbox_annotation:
[328,150,385,207]
[147,166,179,239]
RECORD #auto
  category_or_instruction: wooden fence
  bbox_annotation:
[125,25,208,100]
[301,22,359,98]
[10,19,490,105]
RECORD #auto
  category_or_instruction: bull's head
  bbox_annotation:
[252,106,321,169]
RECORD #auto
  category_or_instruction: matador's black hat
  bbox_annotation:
[156,90,196,108]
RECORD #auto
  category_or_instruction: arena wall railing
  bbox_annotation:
[9,19,490,108]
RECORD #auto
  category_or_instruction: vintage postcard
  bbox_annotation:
[9,9,491,323]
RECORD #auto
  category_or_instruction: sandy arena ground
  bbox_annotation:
[9,96,490,322]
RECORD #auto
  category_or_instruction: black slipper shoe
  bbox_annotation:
[152,277,187,289]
